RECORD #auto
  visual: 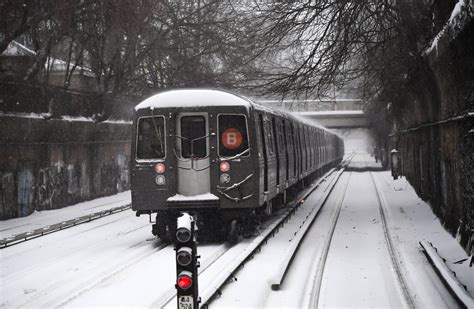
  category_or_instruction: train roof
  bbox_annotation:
[134,89,339,137]
[134,89,252,110]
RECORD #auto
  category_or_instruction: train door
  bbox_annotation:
[176,113,210,196]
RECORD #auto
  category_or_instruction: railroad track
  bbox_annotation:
[4,156,470,308]
[159,159,356,308]
[19,241,170,308]
[2,159,354,308]
[299,168,415,308]
[0,203,132,248]
[370,171,416,308]
[378,171,474,308]
[301,171,352,308]
[158,158,353,308]
[203,156,418,308]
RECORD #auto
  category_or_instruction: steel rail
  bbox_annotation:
[0,203,131,248]
[198,157,354,307]
[159,164,343,309]
[370,172,416,308]
[419,241,474,308]
[269,167,348,290]
[303,171,352,308]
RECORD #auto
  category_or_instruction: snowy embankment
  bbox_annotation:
[0,191,131,239]
[374,172,474,304]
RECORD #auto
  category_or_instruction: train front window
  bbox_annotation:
[136,116,165,159]
[218,114,249,157]
[180,116,207,158]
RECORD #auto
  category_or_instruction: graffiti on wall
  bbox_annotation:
[17,166,34,217]
[0,172,15,218]
[38,162,66,210]
[116,154,129,192]
[0,146,131,220]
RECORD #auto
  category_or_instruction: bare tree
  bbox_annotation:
[250,0,437,100]
[0,0,49,54]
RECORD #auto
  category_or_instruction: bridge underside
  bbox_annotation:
[296,111,370,129]
[296,111,374,153]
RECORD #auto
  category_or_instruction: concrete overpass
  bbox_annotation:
[257,99,374,153]
[296,110,370,129]
[296,110,374,153]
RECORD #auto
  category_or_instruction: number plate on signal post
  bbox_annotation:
[178,296,194,309]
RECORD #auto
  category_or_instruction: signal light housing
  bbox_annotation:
[176,247,193,266]
[174,213,199,308]
[177,271,193,290]
[220,161,230,172]
[176,227,192,243]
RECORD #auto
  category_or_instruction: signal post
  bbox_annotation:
[175,213,200,309]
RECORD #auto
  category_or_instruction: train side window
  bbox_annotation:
[136,116,166,159]
[291,123,297,175]
[271,117,279,151]
[180,115,207,158]
[307,127,311,168]
[266,118,274,154]
[279,120,285,150]
[218,114,249,157]
[302,126,307,170]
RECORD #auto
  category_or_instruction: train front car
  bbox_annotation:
[131,89,258,242]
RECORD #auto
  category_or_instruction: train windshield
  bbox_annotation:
[180,116,207,158]
[218,114,249,157]
[136,116,165,159]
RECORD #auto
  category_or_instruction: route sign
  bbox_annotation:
[222,128,243,149]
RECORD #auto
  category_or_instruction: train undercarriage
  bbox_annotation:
[149,174,324,244]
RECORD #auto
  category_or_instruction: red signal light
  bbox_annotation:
[177,273,193,290]
[219,161,230,172]
[155,163,166,174]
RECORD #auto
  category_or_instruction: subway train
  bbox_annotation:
[130,89,344,241]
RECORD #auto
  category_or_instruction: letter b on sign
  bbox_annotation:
[222,128,242,149]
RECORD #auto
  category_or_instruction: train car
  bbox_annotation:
[131,89,344,241]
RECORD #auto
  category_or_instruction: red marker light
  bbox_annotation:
[177,273,193,289]
[155,163,166,174]
[220,161,230,172]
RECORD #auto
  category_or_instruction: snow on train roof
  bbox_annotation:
[135,89,339,137]
[134,89,252,110]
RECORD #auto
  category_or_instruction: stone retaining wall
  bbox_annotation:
[391,15,473,253]
[0,115,132,219]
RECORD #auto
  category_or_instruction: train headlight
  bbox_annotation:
[155,163,166,174]
[220,173,230,184]
[155,175,166,185]
[219,161,230,172]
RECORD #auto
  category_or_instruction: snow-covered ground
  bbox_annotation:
[1,154,472,308]
[0,191,131,239]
